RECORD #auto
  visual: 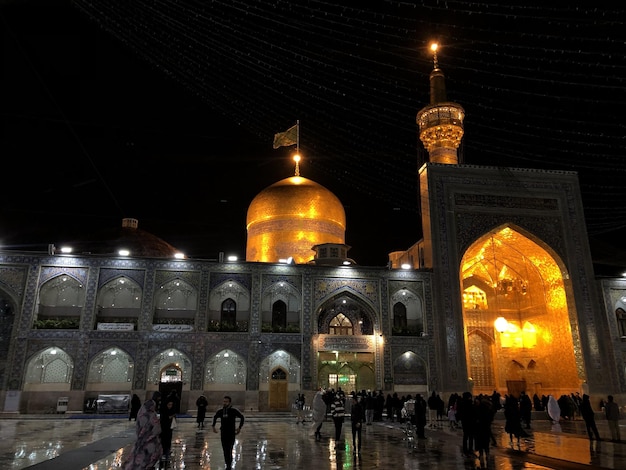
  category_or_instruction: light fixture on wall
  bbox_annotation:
[494,316,508,333]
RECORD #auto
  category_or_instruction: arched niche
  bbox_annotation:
[460,225,582,397]
[147,349,191,391]
[390,288,424,336]
[260,280,301,333]
[35,274,85,329]
[205,349,247,391]
[153,278,198,325]
[95,276,142,327]
[392,351,428,394]
[207,280,250,332]
[24,347,73,392]
[87,347,134,392]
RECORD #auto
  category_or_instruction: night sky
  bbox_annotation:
[1,1,625,268]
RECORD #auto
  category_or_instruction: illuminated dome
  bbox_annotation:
[246,176,346,263]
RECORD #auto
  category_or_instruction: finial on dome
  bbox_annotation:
[430,43,439,69]
[293,154,301,176]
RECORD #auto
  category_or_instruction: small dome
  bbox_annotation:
[67,218,181,258]
[246,176,346,263]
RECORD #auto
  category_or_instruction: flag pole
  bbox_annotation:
[296,120,300,152]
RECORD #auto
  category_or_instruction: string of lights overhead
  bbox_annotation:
[71,0,626,241]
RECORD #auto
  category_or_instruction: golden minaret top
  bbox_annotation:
[416,43,465,165]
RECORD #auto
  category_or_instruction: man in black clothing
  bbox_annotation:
[212,396,245,470]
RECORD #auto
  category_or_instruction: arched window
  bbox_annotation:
[272,300,287,330]
[272,368,287,380]
[329,313,353,335]
[221,298,236,325]
[393,302,407,329]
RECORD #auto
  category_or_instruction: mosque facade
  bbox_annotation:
[1,59,626,414]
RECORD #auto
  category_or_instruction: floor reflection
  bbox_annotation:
[1,416,625,470]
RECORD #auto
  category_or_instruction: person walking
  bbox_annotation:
[414,394,428,439]
[448,404,458,429]
[504,394,527,445]
[129,393,141,421]
[160,395,177,461]
[385,393,393,421]
[331,391,346,449]
[475,395,495,469]
[295,393,306,424]
[580,394,601,440]
[350,394,365,456]
[547,394,561,423]
[196,394,209,429]
[311,389,327,441]
[122,391,163,469]
[605,395,621,442]
[212,395,245,470]
[519,391,532,429]
[456,391,476,457]
[365,391,375,425]
[427,391,438,427]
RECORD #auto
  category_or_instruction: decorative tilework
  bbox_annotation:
[40,266,88,287]
[314,278,378,307]
[0,265,27,298]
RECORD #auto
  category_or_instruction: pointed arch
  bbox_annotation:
[87,347,134,386]
[208,279,250,331]
[38,274,85,310]
[390,287,424,335]
[24,347,73,391]
[96,276,142,326]
[155,278,197,309]
[146,349,191,386]
[392,351,428,387]
[205,349,247,390]
[259,350,301,385]
[316,290,376,335]
[460,225,582,397]
[36,274,85,329]
[261,279,301,333]
[97,275,142,309]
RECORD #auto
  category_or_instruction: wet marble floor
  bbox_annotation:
[2,413,626,470]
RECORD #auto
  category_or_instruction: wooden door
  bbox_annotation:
[269,367,288,410]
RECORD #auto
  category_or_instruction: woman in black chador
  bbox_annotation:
[129,393,141,421]
[196,394,209,428]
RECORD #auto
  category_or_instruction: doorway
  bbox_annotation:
[269,367,288,410]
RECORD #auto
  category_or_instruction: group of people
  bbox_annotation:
[309,388,367,456]
[122,391,244,470]
[121,387,621,469]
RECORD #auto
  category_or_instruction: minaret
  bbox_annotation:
[416,44,464,164]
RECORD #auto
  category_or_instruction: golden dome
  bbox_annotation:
[246,176,346,263]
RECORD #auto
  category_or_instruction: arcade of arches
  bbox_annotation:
[461,227,582,398]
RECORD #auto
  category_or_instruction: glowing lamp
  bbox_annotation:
[494,316,508,333]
